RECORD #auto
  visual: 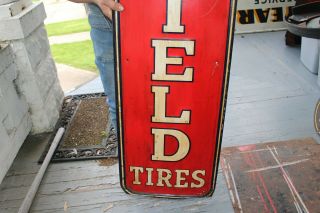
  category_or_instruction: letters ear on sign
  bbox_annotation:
[113,0,236,197]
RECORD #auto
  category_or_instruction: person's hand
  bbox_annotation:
[94,0,124,20]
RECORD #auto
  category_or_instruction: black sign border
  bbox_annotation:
[113,0,237,198]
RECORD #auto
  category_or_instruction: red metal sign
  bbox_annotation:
[114,0,236,197]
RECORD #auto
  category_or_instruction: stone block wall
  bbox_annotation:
[0,1,64,133]
[0,0,64,183]
[11,23,64,133]
[0,44,32,182]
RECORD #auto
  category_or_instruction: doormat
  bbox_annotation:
[220,138,319,213]
[39,93,118,163]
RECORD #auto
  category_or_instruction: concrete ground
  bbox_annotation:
[67,76,103,96]
[56,63,97,93]
[0,31,318,212]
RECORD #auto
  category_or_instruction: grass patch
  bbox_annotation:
[51,40,97,72]
[46,18,90,37]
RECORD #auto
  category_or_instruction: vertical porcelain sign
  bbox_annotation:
[114,0,236,197]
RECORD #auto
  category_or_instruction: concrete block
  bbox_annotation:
[0,123,10,146]
[10,38,63,133]
[35,53,58,99]
[13,112,31,145]
[11,45,63,133]
[9,38,33,74]
[0,44,14,75]
[50,77,64,107]
[16,70,44,109]
[0,56,32,182]
[0,0,18,6]
[3,62,18,82]
[10,59,51,133]
[0,70,12,92]
[24,24,50,71]
[44,89,60,129]
[0,88,8,121]
[10,39,44,105]
[0,0,32,20]
[3,84,29,133]
[0,113,31,183]
[0,63,17,93]
[1,2,63,134]
[16,74,42,105]
[27,78,63,134]
[29,86,62,134]
[2,114,15,136]
[48,78,64,106]
[0,60,29,136]
[28,107,51,133]
[0,2,46,41]
[0,125,10,174]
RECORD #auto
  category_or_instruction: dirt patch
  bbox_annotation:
[61,97,108,148]
[98,158,118,166]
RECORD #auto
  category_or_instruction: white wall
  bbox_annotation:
[0,44,32,182]
[0,1,64,183]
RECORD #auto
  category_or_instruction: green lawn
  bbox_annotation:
[51,40,97,72]
[46,18,90,37]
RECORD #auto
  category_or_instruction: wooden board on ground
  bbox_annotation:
[221,138,319,213]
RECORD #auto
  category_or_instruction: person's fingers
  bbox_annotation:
[95,0,123,20]
[105,7,112,20]
[100,5,113,20]
[105,0,124,12]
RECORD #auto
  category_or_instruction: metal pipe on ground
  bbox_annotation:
[18,128,65,213]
